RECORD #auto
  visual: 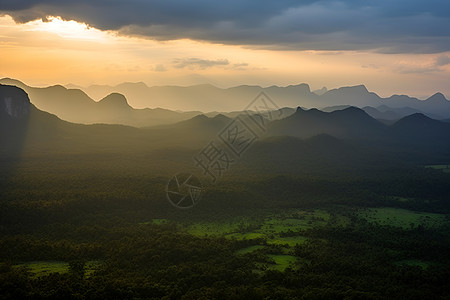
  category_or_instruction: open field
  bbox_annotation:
[425,165,450,173]
[171,207,449,272]
[393,259,436,269]
[267,255,298,271]
[15,260,101,277]
[235,245,265,255]
[267,236,309,247]
[184,209,336,239]
[359,207,448,229]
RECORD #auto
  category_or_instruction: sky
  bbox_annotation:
[1,0,450,99]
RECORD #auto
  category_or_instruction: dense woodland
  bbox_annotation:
[1,156,449,299]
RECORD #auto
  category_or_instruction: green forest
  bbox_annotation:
[1,154,449,299]
[1,84,450,299]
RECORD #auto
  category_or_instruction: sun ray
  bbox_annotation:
[22,16,110,42]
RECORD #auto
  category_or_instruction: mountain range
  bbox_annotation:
[1,78,450,128]
[0,78,202,127]
[3,78,450,125]
[2,84,450,168]
[268,106,386,140]
[68,80,450,118]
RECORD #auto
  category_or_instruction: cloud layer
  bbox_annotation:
[173,58,229,70]
[1,0,450,53]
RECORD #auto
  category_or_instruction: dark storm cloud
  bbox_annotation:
[1,0,450,53]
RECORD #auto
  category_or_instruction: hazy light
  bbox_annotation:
[0,14,449,98]
[23,16,110,41]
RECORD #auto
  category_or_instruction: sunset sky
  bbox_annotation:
[1,0,450,99]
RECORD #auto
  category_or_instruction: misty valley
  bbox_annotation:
[1,81,450,299]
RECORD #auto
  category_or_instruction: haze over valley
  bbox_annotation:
[1,1,450,298]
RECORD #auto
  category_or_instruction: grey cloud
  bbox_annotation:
[435,55,450,66]
[395,54,450,74]
[233,63,249,67]
[173,58,229,70]
[230,63,249,71]
[1,0,450,53]
[153,64,167,72]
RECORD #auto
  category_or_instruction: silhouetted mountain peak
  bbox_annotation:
[390,113,446,131]
[172,113,230,132]
[192,83,217,89]
[328,107,380,123]
[306,133,341,144]
[313,86,328,96]
[389,112,450,142]
[426,92,448,103]
[334,85,369,94]
[50,84,66,90]
[321,105,352,113]
[269,103,384,140]
[116,82,149,89]
[0,78,26,89]
[173,114,210,126]
[0,84,31,119]
[395,113,433,124]
[99,93,132,109]
[320,84,381,107]
[212,113,231,122]
[351,85,368,92]
[285,83,311,92]
[336,106,367,116]
[293,107,324,116]
[377,105,392,111]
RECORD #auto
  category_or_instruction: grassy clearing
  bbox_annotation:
[151,218,169,225]
[187,220,244,236]
[359,207,448,229]
[236,245,265,255]
[267,255,297,271]
[226,232,265,240]
[394,260,433,269]
[85,261,103,276]
[15,260,101,277]
[391,196,413,203]
[17,261,69,276]
[261,218,310,234]
[139,218,169,225]
[186,210,332,271]
[268,236,308,246]
[186,210,331,239]
[425,165,450,173]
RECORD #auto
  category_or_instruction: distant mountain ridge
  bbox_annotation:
[2,84,450,166]
[268,106,386,139]
[71,80,450,118]
[2,78,450,128]
[0,78,201,127]
[265,105,450,155]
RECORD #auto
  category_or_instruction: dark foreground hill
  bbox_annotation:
[268,106,386,139]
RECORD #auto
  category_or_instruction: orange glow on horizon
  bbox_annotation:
[0,14,449,99]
